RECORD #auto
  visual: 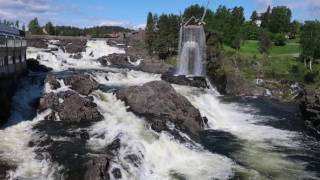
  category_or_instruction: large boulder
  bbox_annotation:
[38,91,103,123]
[116,81,206,140]
[300,90,320,131]
[57,92,103,123]
[64,74,99,95]
[98,54,134,68]
[57,39,87,54]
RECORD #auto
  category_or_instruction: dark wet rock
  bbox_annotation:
[38,92,59,112]
[32,119,119,180]
[27,58,53,72]
[57,92,103,123]
[46,75,61,90]
[256,79,305,102]
[98,54,134,69]
[27,38,48,49]
[112,168,122,179]
[57,39,87,54]
[38,89,102,123]
[70,53,83,59]
[106,138,121,153]
[209,72,265,96]
[83,157,111,180]
[116,81,206,141]
[64,74,99,95]
[0,161,16,180]
[161,70,208,88]
[137,62,169,74]
[124,154,141,167]
[300,90,320,132]
[80,130,90,140]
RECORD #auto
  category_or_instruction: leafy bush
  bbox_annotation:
[274,33,287,46]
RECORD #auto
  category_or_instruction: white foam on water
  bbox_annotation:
[173,85,318,179]
[27,40,125,71]
[88,91,236,180]
[82,40,125,59]
[0,76,60,179]
[92,70,161,88]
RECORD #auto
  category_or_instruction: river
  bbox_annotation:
[0,40,319,180]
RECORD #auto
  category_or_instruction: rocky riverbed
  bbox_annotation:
[0,38,319,179]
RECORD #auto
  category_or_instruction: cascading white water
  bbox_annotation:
[176,25,206,76]
[1,39,319,180]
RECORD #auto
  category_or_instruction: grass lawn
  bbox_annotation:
[223,40,320,84]
[224,40,301,57]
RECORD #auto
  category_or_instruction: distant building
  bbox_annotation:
[0,24,27,77]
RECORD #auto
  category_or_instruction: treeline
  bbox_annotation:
[0,19,26,30]
[28,18,132,38]
[145,4,319,63]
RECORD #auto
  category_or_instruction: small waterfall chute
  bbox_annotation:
[176,0,210,76]
[176,25,206,76]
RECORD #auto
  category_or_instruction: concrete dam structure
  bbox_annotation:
[0,24,27,122]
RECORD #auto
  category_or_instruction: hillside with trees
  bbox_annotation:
[144,4,320,99]
[27,18,132,37]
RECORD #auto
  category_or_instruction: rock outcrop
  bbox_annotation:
[137,62,169,74]
[64,74,99,96]
[27,38,48,49]
[161,70,208,88]
[300,90,320,132]
[46,75,61,90]
[27,59,53,72]
[31,120,121,180]
[57,39,87,54]
[39,90,102,123]
[209,71,265,96]
[116,81,206,140]
[98,54,134,68]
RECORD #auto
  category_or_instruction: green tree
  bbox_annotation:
[268,6,292,33]
[258,31,272,54]
[300,21,320,71]
[154,14,180,59]
[288,20,301,39]
[240,22,262,40]
[28,18,42,34]
[183,4,205,23]
[231,35,241,50]
[250,11,259,23]
[145,12,157,55]
[45,22,55,35]
[261,6,271,28]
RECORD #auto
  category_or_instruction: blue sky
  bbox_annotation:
[0,0,319,29]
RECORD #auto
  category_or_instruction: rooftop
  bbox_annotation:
[0,24,21,36]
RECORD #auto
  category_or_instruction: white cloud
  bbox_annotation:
[99,20,144,30]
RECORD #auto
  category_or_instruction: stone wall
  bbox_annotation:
[0,78,16,123]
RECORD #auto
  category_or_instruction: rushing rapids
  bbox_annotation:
[0,40,319,180]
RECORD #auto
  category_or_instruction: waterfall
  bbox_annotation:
[176,25,206,76]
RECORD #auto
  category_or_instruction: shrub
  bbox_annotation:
[274,33,287,46]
